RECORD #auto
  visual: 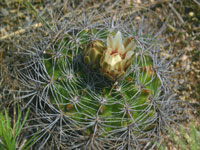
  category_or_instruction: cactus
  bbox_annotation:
[17,2,181,149]
[44,29,160,133]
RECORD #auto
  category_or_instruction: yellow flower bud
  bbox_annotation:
[83,40,105,68]
[100,31,136,80]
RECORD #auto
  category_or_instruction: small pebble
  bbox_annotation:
[1,8,9,16]
[189,12,194,17]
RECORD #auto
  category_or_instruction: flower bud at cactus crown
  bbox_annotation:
[83,31,136,81]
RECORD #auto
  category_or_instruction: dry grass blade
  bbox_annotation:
[0,23,42,41]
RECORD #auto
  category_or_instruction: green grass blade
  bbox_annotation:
[23,0,52,30]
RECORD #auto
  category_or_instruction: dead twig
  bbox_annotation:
[0,23,42,41]
[168,3,185,25]
[193,0,200,6]
[0,48,4,62]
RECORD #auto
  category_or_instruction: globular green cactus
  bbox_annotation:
[17,2,181,149]
[38,29,161,148]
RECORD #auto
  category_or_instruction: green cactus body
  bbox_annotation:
[16,1,183,148]
[43,30,160,138]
